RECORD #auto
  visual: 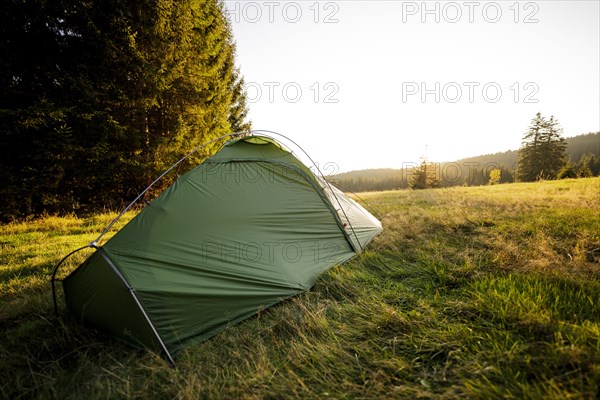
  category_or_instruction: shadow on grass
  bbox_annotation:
[0,309,166,399]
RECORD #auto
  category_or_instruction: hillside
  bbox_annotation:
[333,132,599,191]
[447,131,599,168]
[1,178,599,398]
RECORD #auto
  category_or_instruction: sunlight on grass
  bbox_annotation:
[1,178,599,398]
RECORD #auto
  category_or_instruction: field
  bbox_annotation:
[1,178,599,399]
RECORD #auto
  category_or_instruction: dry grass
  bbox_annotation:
[1,178,599,399]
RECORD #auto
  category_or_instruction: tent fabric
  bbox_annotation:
[63,250,163,351]
[62,135,382,360]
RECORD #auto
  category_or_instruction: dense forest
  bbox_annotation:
[333,132,600,192]
[0,0,250,220]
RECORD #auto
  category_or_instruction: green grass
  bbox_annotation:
[1,178,599,399]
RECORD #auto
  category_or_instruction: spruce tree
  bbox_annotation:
[518,113,566,181]
[229,68,252,133]
[410,157,439,190]
[579,154,600,176]
[577,155,593,177]
[557,162,578,179]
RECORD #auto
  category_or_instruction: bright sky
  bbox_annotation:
[224,0,600,173]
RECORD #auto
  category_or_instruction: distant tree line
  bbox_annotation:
[332,162,517,192]
[333,127,599,192]
[0,0,250,220]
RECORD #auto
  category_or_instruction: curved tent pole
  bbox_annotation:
[93,129,364,251]
[53,129,367,314]
[51,244,92,316]
[250,130,365,253]
[92,131,248,246]
[51,132,247,316]
[50,129,369,365]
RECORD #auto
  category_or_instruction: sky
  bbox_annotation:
[224,0,600,173]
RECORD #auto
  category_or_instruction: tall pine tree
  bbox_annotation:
[518,113,566,181]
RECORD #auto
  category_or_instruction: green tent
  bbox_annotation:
[60,134,382,364]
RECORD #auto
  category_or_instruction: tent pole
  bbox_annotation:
[96,247,176,367]
[251,130,364,253]
[324,181,383,221]
[93,132,249,245]
[51,244,92,316]
[93,129,364,252]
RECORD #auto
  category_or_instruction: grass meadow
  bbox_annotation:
[1,177,599,399]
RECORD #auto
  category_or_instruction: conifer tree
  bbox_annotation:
[577,158,593,178]
[229,68,252,133]
[557,162,578,179]
[573,153,600,177]
[410,157,439,190]
[518,113,566,181]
